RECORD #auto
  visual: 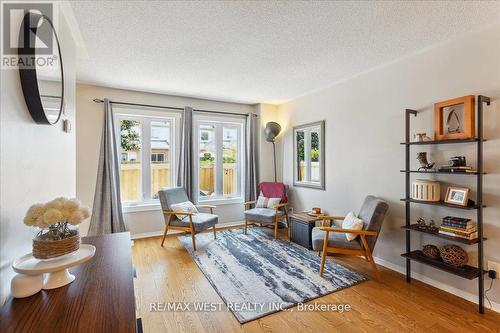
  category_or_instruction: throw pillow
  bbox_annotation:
[255,196,281,208]
[342,211,364,241]
[170,201,199,220]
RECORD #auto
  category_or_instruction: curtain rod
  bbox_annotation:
[92,98,257,117]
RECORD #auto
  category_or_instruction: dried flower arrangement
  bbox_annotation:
[24,197,90,241]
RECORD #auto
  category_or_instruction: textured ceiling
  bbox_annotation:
[70,1,500,104]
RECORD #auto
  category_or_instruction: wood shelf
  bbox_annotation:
[401,225,485,245]
[400,138,484,145]
[402,96,491,313]
[400,170,484,175]
[401,250,484,280]
[400,198,483,210]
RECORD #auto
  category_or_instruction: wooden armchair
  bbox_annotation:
[158,188,218,251]
[243,182,289,239]
[312,196,388,280]
[243,200,288,239]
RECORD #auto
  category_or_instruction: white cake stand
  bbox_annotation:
[12,244,96,296]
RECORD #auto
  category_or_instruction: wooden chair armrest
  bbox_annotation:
[244,200,256,209]
[319,215,345,221]
[196,205,216,209]
[319,227,377,236]
[162,210,193,216]
[196,204,216,214]
[273,203,288,210]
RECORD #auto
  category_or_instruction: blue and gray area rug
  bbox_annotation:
[178,228,366,323]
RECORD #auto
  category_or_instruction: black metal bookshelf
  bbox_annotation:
[402,95,490,313]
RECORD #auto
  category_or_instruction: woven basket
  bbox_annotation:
[32,234,80,259]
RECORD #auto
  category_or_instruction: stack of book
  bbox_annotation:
[439,216,478,240]
[437,165,476,173]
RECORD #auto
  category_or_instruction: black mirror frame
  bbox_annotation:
[18,12,64,125]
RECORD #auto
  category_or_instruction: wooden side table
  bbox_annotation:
[0,232,138,333]
[289,213,324,249]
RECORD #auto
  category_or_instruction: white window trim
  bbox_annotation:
[193,114,245,204]
[295,125,321,185]
[114,107,181,208]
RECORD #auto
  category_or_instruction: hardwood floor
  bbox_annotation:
[131,229,500,333]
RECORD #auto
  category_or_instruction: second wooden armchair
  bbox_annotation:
[243,182,289,239]
[311,196,388,280]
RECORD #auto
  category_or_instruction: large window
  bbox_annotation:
[115,111,177,205]
[195,116,244,202]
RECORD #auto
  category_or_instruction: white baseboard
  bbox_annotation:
[373,256,500,313]
[130,221,245,240]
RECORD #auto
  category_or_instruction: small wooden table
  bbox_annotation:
[0,232,137,333]
[289,213,324,249]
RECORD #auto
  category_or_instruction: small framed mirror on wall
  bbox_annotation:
[293,120,325,190]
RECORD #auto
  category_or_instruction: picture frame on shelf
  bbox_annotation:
[444,186,470,206]
[434,95,475,141]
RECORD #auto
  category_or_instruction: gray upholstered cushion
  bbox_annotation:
[311,227,363,251]
[311,195,388,252]
[358,195,389,251]
[170,213,218,232]
[158,187,189,210]
[244,208,283,224]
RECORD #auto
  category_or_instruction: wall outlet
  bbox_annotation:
[487,260,500,277]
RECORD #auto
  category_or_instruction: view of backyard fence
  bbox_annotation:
[120,162,237,202]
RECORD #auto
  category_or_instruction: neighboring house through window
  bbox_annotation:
[114,108,178,206]
[194,115,244,203]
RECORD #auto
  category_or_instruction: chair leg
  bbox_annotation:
[319,231,329,277]
[244,219,248,235]
[160,215,172,247]
[191,232,197,251]
[274,215,278,240]
[191,225,197,251]
[360,235,380,281]
[160,225,168,247]
[213,225,216,239]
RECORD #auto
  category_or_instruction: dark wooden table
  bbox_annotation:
[0,232,137,333]
[289,213,323,249]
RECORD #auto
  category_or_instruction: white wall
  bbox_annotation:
[279,24,500,308]
[76,84,279,237]
[0,11,77,304]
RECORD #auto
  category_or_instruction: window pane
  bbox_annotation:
[119,119,142,202]
[199,124,216,199]
[151,121,171,199]
[310,130,320,182]
[296,130,305,181]
[223,127,238,196]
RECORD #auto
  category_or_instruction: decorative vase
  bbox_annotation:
[32,224,80,260]
[411,179,441,202]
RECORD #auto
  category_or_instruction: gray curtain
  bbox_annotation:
[245,113,259,201]
[177,106,194,200]
[88,98,126,235]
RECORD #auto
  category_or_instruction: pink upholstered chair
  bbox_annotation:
[243,182,289,239]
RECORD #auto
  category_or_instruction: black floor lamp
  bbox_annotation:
[264,121,282,182]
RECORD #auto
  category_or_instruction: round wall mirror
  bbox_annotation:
[18,12,64,125]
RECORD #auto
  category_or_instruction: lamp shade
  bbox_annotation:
[264,122,281,142]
